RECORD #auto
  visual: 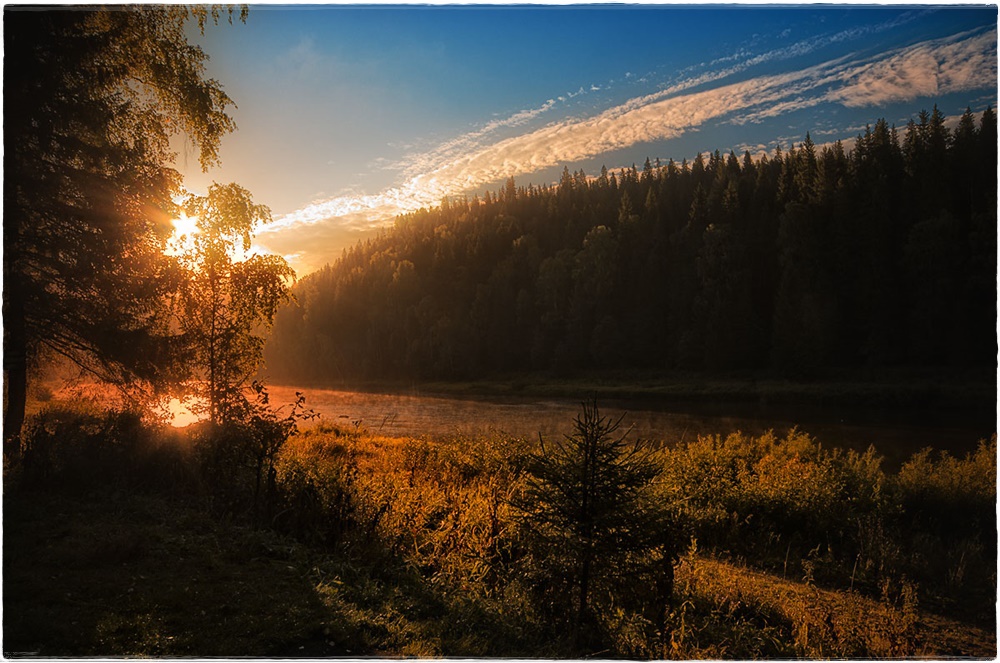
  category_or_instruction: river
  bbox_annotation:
[266,385,994,469]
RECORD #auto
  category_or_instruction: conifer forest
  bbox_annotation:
[267,111,997,383]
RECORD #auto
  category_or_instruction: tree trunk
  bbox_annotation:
[3,267,27,457]
[3,182,27,456]
[578,552,591,633]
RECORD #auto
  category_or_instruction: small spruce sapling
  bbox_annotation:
[514,399,675,647]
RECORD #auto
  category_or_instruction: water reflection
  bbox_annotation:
[265,385,993,470]
[167,397,203,428]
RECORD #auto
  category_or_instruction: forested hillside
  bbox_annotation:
[265,106,997,383]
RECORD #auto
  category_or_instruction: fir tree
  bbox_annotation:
[513,401,673,649]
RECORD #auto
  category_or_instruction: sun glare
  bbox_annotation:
[165,212,272,263]
[165,213,199,257]
[167,397,202,428]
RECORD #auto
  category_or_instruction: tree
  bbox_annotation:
[514,401,673,648]
[4,6,245,451]
[175,183,295,425]
[263,104,996,383]
[693,223,760,369]
[771,202,838,374]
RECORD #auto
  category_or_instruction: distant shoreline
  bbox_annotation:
[269,368,997,428]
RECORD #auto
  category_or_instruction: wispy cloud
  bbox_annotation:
[257,26,997,273]
[830,29,997,107]
[395,97,561,180]
[659,7,935,104]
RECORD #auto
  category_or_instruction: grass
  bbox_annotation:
[674,554,995,658]
[664,555,997,659]
[4,403,996,658]
[6,486,993,659]
[4,486,548,658]
[4,490,330,657]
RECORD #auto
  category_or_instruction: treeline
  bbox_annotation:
[266,106,997,383]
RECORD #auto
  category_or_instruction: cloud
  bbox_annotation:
[830,30,997,107]
[384,31,995,201]
[257,27,997,274]
[665,7,934,101]
[256,220,383,275]
[419,72,802,182]
[397,97,562,179]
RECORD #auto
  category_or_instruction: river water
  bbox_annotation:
[266,385,994,469]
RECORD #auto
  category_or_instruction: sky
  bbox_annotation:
[175,3,999,275]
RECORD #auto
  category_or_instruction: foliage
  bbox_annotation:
[896,438,997,535]
[267,410,989,657]
[5,402,996,658]
[244,419,999,632]
[193,382,317,523]
[273,426,529,590]
[165,182,299,526]
[512,401,676,646]
[9,403,199,496]
[657,428,996,622]
[267,106,997,383]
[891,439,997,616]
[174,183,295,424]
[677,556,925,658]
[4,7,244,447]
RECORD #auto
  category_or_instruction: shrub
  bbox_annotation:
[16,406,149,490]
[273,426,358,544]
[658,429,891,581]
[273,427,529,597]
[895,437,996,538]
[891,437,996,615]
[195,383,316,522]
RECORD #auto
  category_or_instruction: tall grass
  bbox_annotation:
[656,429,995,605]
[266,421,994,655]
[8,404,996,657]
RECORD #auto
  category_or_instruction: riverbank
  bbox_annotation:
[288,367,993,406]
[276,368,997,430]
[7,489,994,658]
[8,489,994,658]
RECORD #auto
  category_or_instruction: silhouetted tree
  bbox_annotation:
[513,401,671,650]
[264,105,997,385]
[175,184,295,425]
[4,6,244,451]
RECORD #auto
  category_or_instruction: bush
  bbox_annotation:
[273,426,358,544]
[895,437,996,538]
[8,399,994,658]
[194,383,316,522]
[273,427,529,594]
[890,437,996,615]
[14,405,180,493]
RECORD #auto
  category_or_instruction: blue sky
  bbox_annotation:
[175,4,998,274]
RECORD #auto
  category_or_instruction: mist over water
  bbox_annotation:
[267,385,991,470]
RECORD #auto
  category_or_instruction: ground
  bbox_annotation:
[5,485,995,658]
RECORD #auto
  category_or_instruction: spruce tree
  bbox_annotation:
[513,401,674,647]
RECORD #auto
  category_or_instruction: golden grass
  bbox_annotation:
[6,408,996,658]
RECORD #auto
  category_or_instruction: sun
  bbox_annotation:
[165,212,200,257]
[164,210,272,263]
[172,212,199,237]
[166,396,203,428]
